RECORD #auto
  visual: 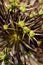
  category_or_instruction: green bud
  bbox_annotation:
[23,27,30,34]
[29,31,35,38]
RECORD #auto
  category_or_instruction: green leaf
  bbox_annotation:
[23,27,30,34]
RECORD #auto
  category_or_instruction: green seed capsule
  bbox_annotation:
[38,9,43,15]
[3,25,8,30]
[20,5,26,13]
[18,21,25,27]
[37,41,42,46]
[23,27,30,34]
[32,11,37,16]
[29,31,35,38]
[29,13,33,18]
[12,2,18,7]
[29,11,37,18]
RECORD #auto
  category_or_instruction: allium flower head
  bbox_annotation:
[0,0,43,65]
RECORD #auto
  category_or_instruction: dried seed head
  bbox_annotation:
[0,0,43,64]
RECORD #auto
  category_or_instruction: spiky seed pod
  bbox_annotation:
[0,0,43,65]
